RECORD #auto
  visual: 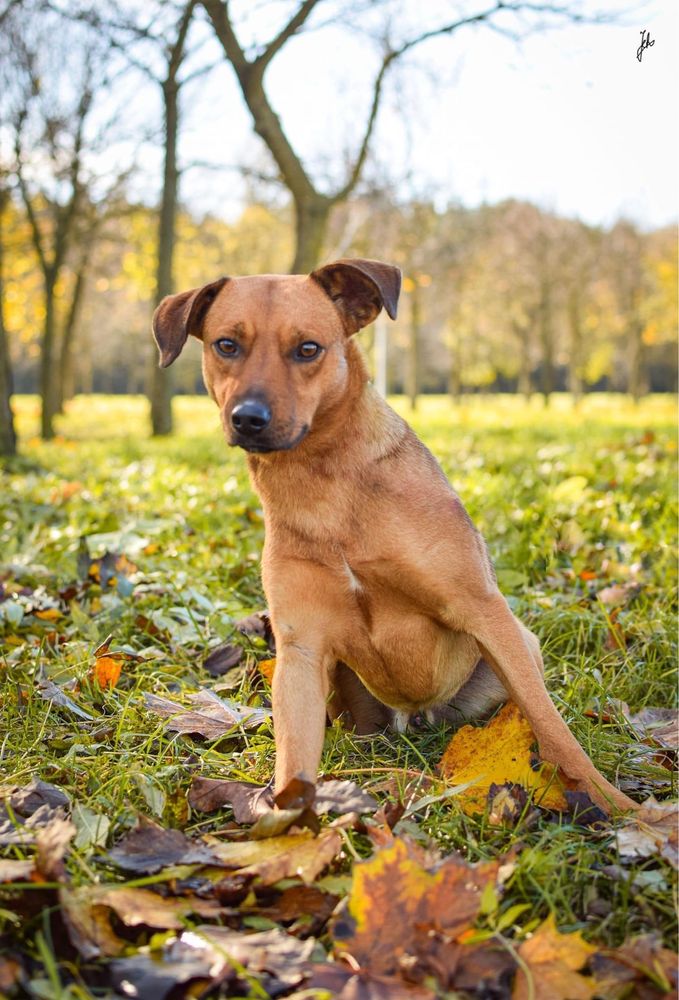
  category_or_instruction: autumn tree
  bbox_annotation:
[201,0,614,274]
[72,0,220,434]
[4,5,128,438]
[0,180,16,456]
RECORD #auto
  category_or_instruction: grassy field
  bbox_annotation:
[1,393,677,997]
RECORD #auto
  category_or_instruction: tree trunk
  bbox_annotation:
[406,281,420,410]
[41,275,58,439]
[0,193,17,457]
[57,250,90,412]
[291,195,331,273]
[448,327,461,403]
[567,290,584,402]
[538,281,554,405]
[628,320,647,401]
[150,78,180,436]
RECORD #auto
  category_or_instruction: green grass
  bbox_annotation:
[1,392,677,992]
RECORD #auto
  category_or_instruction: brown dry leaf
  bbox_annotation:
[302,963,436,998]
[206,828,342,885]
[591,934,679,998]
[439,702,572,815]
[110,925,315,999]
[253,884,338,930]
[60,885,223,958]
[512,914,597,1000]
[234,609,273,646]
[0,859,35,882]
[144,688,270,737]
[188,775,377,822]
[0,780,71,847]
[35,818,76,882]
[59,889,127,960]
[188,777,274,821]
[626,708,678,751]
[331,836,502,975]
[106,816,220,874]
[203,642,243,677]
[615,797,678,868]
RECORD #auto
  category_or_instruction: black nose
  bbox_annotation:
[230,399,272,436]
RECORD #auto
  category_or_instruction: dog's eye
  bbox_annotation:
[294,341,323,362]
[214,338,240,358]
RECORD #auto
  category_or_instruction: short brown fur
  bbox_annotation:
[153,260,636,814]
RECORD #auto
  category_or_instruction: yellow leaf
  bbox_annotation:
[512,914,597,1000]
[439,702,571,815]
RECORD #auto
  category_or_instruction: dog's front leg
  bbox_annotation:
[457,592,637,814]
[272,637,331,795]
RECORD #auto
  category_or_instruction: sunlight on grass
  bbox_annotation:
[1,392,677,963]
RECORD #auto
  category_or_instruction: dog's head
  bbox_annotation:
[152,258,401,453]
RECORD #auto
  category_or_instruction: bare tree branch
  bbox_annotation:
[252,0,320,76]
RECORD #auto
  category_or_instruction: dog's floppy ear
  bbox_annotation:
[310,258,401,334]
[152,277,229,368]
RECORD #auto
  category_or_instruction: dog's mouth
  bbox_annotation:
[234,424,310,454]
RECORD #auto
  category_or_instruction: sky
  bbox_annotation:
[159,0,678,230]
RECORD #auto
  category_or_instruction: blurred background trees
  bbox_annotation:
[0,0,676,453]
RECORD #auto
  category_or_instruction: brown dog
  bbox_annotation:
[153,258,635,814]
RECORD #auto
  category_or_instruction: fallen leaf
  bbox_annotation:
[92,655,122,689]
[258,657,276,682]
[0,789,70,846]
[615,797,678,868]
[597,582,641,607]
[60,885,223,958]
[144,688,270,737]
[591,934,679,998]
[188,777,274,820]
[253,884,338,930]
[35,818,76,882]
[512,914,597,1000]
[302,963,436,998]
[626,707,678,751]
[331,836,502,975]
[110,925,316,999]
[203,642,243,677]
[34,607,63,622]
[206,828,342,885]
[37,678,95,721]
[0,859,35,882]
[3,779,70,816]
[562,791,608,827]
[188,776,377,823]
[487,783,531,826]
[439,702,572,815]
[107,816,220,874]
[316,779,379,816]
[72,803,110,851]
[234,609,273,646]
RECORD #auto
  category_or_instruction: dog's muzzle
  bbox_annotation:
[228,399,309,453]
